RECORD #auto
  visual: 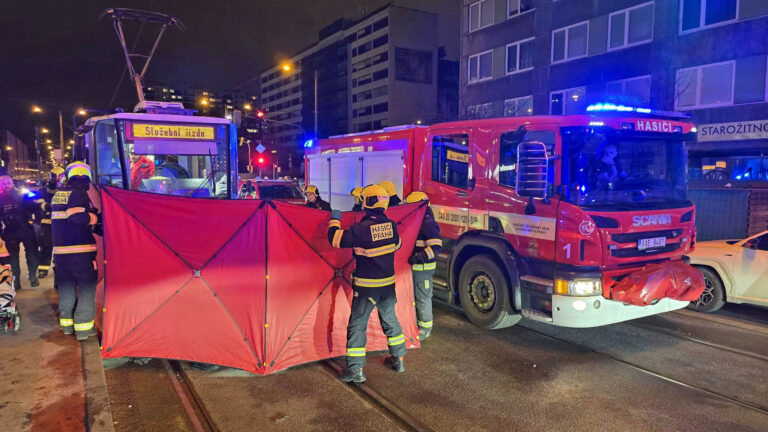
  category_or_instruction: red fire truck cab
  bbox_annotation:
[307,104,702,328]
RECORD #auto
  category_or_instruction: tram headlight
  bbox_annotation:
[554,277,602,296]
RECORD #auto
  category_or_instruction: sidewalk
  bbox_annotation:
[0,256,113,432]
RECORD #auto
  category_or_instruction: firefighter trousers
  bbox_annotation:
[56,258,97,336]
[346,291,407,369]
[413,267,435,332]
[37,224,53,272]
[5,228,39,281]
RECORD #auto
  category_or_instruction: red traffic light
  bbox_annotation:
[258,157,264,164]
[256,110,265,118]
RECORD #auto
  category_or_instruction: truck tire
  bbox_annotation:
[687,266,725,313]
[457,255,521,329]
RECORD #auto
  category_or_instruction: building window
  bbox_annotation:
[373,102,388,114]
[466,102,495,119]
[675,61,735,109]
[608,2,654,51]
[468,50,493,84]
[372,17,388,32]
[680,0,738,33]
[506,38,535,74]
[605,75,651,105]
[508,0,534,17]
[550,87,586,114]
[431,134,469,189]
[395,48,433,84]
[551,21,589,63]
[469,0,494,32]
[504,95,534,117]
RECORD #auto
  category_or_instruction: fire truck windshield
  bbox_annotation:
[562,129,688,210]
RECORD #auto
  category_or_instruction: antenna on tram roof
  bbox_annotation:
[99,8,185,107]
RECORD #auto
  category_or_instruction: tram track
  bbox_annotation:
[163,360,220,432]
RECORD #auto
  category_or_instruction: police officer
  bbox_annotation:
[379,181,401,207]
[405,191,442,340]
[0,176,41,290]
[52,162,100,340]
[304,185,331,211]
[37,167,65,278]
[350,187,363,211]
[328,184,406,383]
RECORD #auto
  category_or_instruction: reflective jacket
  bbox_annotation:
[51,184,98,264]
[409,207,442,271]
[328,209,401,296]
[39,181,57,225]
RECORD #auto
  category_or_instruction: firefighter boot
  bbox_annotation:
[418,328,431,341]
[37,270,48,279]
[76,328,97,341]
[384,356,405,373]
[339,367,366,383]
[29,275,39,288]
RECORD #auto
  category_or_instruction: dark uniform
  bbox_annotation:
[37,180,57,277]
[51,178,99,339]
[408,206,441,339]
[306,197,331,211]
[0,188,41,289]
[328,207,406,378]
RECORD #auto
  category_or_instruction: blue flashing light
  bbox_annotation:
[588,121,605,126]
[586,102,690,118]
[736,175,743,180]
[303,139,314,148]
[745,172,750,178]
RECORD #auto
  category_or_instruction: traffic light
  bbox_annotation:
[258,156,265,165]
[256,110,265,118]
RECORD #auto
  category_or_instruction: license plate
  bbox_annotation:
[638,236,666,250]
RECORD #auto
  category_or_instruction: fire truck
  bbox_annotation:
[306,103,703,328]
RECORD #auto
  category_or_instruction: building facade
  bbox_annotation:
[0,130,34,179]
[143,85,258,119]
[260,3,459,177]
[460,0,768,237]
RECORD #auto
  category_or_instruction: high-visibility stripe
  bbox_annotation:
[354,243,398,257]
[54,244,97,254]
[425,246,435,260]
[418,320,433,328]
[354,275,395,287]
[415,240,427,247]
[331,229,343,248]
[425,280,430,290]
[89,213,98,225]
[41,219,52,224]
[387,334,405,346]
[74,321,94,331]
[34,198,45,204]
[52,211,67,219]
[412,262,437,271]
[328,219,341,229]
[346,347,366,357]
[426,238,442,247]
[38,265,50,270]
[66,207,86,217]
[60,318,74,327]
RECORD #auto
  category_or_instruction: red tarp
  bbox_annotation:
[98,187,424,374]
[611,260,706,306]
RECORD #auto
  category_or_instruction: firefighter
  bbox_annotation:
[52,162,100,340]
[37,167,65,278]
[0,176,41,290]
[405,191,442,340]
[350,187,363,211]
[328,184,406,383]
[379,181,401,207]
[304,185,331,211]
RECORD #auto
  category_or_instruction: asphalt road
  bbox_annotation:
[122,305,766,432]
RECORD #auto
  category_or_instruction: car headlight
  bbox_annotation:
[554,278,602,296]
[20,187,30,195]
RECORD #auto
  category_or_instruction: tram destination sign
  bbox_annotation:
[127,122,216,140]
[697,120,768,142]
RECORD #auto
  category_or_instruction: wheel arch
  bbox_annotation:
[689,259,732,298]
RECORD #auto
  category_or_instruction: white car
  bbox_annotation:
[687,230,768,312]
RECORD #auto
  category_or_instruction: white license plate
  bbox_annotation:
[638,236,666,250]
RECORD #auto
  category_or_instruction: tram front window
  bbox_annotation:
[127,146,227,198]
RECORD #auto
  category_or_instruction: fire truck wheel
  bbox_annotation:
[458,255,521,329]
[687,266,725,313]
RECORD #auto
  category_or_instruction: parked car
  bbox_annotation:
[237,179,304,205]
[687,230,768,312]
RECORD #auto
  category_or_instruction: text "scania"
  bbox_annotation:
[632,214,672,226]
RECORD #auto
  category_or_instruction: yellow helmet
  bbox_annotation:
[378,181,396,196]
[405,191,429,203]
[350,186,362,198]
[50,167,65,175]
[303,184,319,195]
[361,184,389,210]
[66,161,92,181]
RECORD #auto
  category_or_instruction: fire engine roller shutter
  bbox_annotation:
[98,186,424,374]
[363,151,404,196]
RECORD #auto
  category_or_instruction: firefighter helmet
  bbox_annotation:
[361,184,389,210]
[379,181,396,197]
[350,186,362,198]
[405,191,429,203]
[66,162,92,181]
[50,167,65,176]
[304,184,319,195]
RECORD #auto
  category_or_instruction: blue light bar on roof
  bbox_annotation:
[586,103,690,118]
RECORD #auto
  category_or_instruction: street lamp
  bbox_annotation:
[243,103,252,111]
[199,98,209,106]
[32,105,42,114]
[41,128,49,134]
[281,63,292,72]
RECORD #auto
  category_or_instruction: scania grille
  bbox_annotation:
[610,229,684,258]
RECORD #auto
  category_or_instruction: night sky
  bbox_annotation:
[0,0,451,149]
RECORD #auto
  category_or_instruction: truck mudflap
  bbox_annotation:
[611,260,705,306]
